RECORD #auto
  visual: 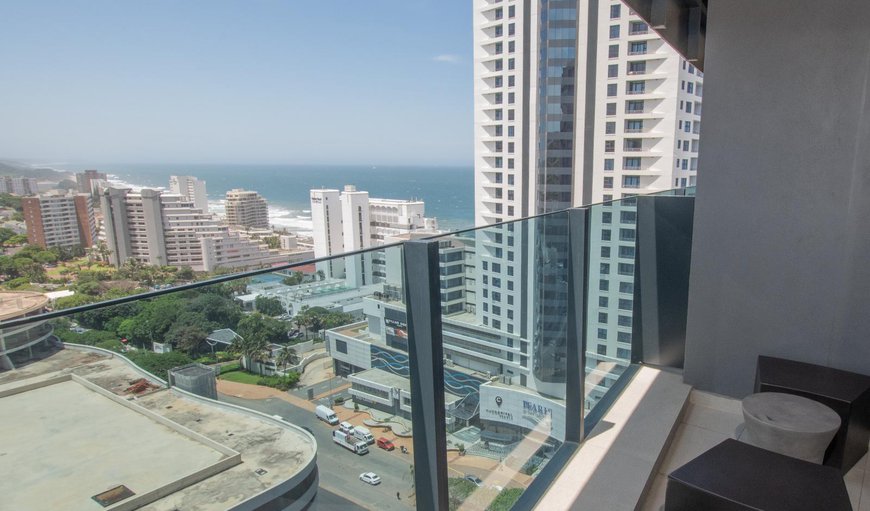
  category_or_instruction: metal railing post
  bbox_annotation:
[403,239,448,510]
[565,207,588,443]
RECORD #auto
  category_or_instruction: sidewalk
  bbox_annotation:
[216,379,316,412]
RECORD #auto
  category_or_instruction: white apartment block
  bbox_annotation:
[0,176,39,196]
[169,175,209,212]
[473,0,702,405]
[225,189,269,230]
[310,185,440,285]
[100,188,287,272]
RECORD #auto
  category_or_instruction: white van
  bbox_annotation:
[353,425,375,445]
[315,405,339,425]
[339,421,355,434]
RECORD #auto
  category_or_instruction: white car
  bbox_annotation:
[359,472,381,485]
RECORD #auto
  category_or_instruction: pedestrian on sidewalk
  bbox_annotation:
[396,492,401,500]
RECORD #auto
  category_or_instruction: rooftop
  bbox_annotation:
[0,291,48,321]
[0,348,316,511]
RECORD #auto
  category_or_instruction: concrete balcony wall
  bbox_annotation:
[684,0,870,397]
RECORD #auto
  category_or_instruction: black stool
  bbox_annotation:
[666,439,852,511]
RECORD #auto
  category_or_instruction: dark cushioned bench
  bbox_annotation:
[756,355,870,473]
[666,439,852,511]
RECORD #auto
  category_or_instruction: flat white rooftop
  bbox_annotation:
[0,376,238,511]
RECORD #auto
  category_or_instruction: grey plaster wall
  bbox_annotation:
[684,0,870,397]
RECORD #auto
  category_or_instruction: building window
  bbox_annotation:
[601,229,612,241]
[508,5,515,17]
[508,58,515,70]
[628,61,646,75]
[617,331,632,343]
[599,296,609,307]
[597,344,608,355]
[335,340,348,354]
[619,281,634,294]
[508,75,515,87]
[617,347,631,359]
[629,41,647,55]
[603,177,613,189]
[604,158,614,171]
[623,175,641,188]
[608,44,619,58]
[608,64,618,78]
[607,83,618,97]
[606,102,617,115]
[602,211,612,224]
[610,4,621,18]
[599,279,610,291]
[605,121,616,134]
[604,140,615,153]
[620,210,637,224]
[598,312,608,323]
[508,23,515,36]
[618,297,634,310]
[609,25,620,39]
[600,263,610,275]
[624,157,641,170]
[600,246,611,258]
[619,245,635,259]
[618,315,632,327]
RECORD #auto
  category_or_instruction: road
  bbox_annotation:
[220,393,415,511]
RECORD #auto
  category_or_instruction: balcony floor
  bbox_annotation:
[640,390,870,511]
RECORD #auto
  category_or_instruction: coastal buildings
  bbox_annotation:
[100,187,290,272]
[169,175,209,212]
[472,0,702,407]
[75,170,107,195]
[310,185,439,284]
[0,176,39,196]
[21,191,96,249]
[225,188,270,230]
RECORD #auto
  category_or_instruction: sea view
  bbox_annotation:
[58,163,475,235]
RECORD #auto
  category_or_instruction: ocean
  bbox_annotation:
[60,163,475,235]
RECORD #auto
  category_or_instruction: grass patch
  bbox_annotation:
[219,369,261,384]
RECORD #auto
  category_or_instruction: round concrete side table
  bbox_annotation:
[740,392,841,464]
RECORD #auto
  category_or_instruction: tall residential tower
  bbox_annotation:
[472,0,702,405]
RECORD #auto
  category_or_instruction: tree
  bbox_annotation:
[127,351,193,379]
[281,271,305,286]
[255,296,285,316]
[0,227,16,244]
[176,266,195,281]
[316,269,326,281]
[237,313,287,346]
[166,311,216,354]
[276,345,298,373]
[229,327,270,375]
[186,293,241,329]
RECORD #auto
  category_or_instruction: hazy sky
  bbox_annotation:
[0,1,472,165]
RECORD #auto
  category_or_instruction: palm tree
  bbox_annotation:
[276,345,296,373]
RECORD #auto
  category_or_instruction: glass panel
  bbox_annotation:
[435,211,571,510]
[585,197,636,415]
[1,245,414,510]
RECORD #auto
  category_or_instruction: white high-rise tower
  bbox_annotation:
[472,0,702,403]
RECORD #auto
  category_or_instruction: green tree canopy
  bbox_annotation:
[254,295,285,316]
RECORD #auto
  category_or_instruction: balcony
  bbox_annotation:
[1,188,706,511]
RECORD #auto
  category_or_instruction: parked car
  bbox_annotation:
[464,474,483,487]
[339,421,355,435]
[359,472,381,485]
[376,437,395,451]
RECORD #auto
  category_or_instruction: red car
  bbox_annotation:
[376,437,395,451]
